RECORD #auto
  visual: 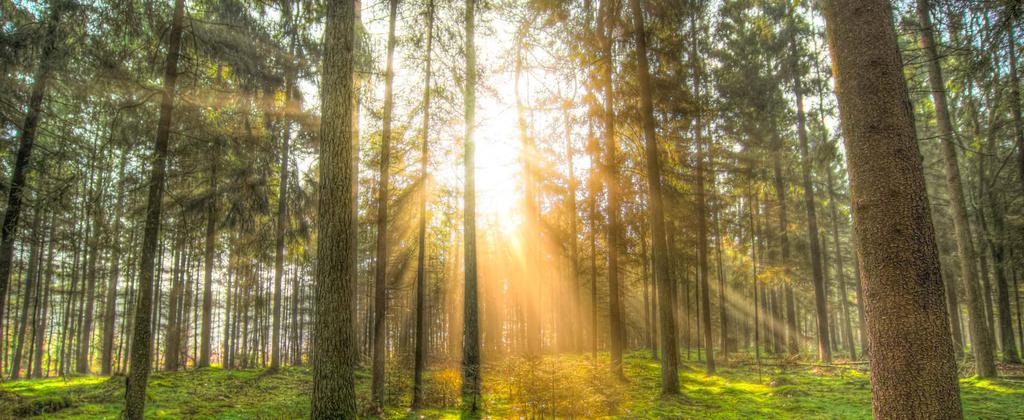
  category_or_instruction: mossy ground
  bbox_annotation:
[1,352,1021,418]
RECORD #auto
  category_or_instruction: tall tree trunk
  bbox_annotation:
[629,0,679,392]
[371,0,398,408]
[794,72,830,362]
[564,102,582,354]
[33,215,55,378]
[10,205,42,379]
[78,179,104,374]
[826,167,856,360]
[101,152,128,375]
[916,0,996,376]
[412,0,434,409]
[461,0,482,410]
[599,0,625,378]
[821,0,963,416]
[0,0,63,330]
[124,0,185,416]
[311,0,358,416]
[269,99,288,371]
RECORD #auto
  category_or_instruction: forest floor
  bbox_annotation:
[1,351,1022,418]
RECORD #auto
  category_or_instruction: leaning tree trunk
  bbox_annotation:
[916,0,997,376]
[412,0,434,409]
[0,0,63,333]
[371,0,398,408]
[124,0,185,415]
[822,0,963,416]
[124,0,185,417]
[462,0,482,411]
[629,0,679,394]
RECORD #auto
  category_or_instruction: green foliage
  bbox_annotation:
[3,352,1023,419]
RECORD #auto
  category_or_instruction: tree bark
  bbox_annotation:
[412,0,434,409]
[102,152,128,375]
[916,0,997,376]
[125,0,185,416]
[461,0,482,410]
[629,0,679,392]
[822,0,963,416]
[371,0,398,408]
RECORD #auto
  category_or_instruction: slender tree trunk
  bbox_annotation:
[826,168,856,360]
[629,0,679,392]
[0,1,63,330]
[10,205,42,379]
[124,0,185,416]
[412,0,434,409]
[462,0,482,410]
[822,0,963,415]
[78,184,103,374]
[794,71,827,360]
[371,0,398,408]
[33,216,55,378]
[916,0,996,376]
[102,152,128,375]
[311,0,358,416]
[1006,17,1023,190]
[598,0,625,378]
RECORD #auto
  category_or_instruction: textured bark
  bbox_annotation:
[462,0,482,410]
[412,0,434,408]
[629,0,679,393]
[125,0,185,416]
[916,0,997,376]
[822,0,963,416]
[371,0,398,407]
[101,153,128,375]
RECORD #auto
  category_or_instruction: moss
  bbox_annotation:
[0,353,1021,418]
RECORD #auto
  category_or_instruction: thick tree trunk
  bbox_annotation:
[412,0,434,409]
[462,0,482,410]
[916,0,997,376]
[371,0,398,408]
[310,0,358,417]
[822,0,963,416]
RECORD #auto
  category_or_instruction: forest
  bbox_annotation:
[0,0,1023,418]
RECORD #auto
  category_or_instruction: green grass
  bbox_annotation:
[1,352,1021,418]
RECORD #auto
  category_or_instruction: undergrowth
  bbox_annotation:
[0,352,1021,418]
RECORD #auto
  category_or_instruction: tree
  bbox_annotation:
[0,0,66,331]
[125,0,186,416]
[821,0,962,416]
[311,0,358,417]
[412,0,435,409]
[462,0,482,411]
[915,0,997,375]
[600,0,625,378]
[371,0,400,408]
[628,0,679,394]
